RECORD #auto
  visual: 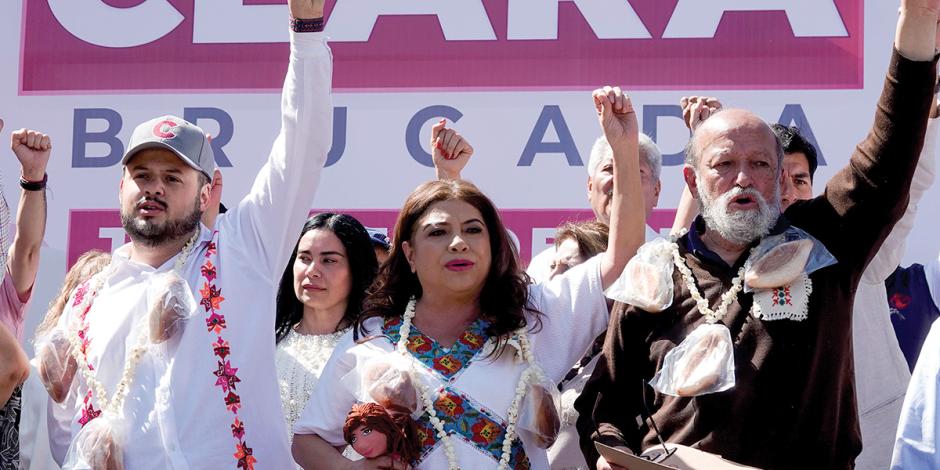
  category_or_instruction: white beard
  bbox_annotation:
[697,184,780,246]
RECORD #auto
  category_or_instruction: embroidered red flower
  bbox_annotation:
[225,391,242,413]
[214,360,242,392]
[231,417,246,440]
[201,260,218,282]
[78,393,101,427]
[890,293,912,310]
[471,419,501,445]
[385,317,402,329]
[206,313,227,334]
[433,355,462,375]
[213,337,231,359]
[234,442,257,470]
[206,241,217,256]
[416,422,437,448]
[408,335,433,354]
[458,331,484,349]
[72,283,88,307]
[200,283,225,311]
[435,393,465,417]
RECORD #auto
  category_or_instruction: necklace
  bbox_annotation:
[397,298,542,470]
[669,230,754,324]
[68,229,200,419]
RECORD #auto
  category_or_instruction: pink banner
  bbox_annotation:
[67,208,678,269]
[22,0,862,94]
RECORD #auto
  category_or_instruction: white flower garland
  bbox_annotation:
[669,229,753,324]
[67,230,200,419]
[398,298,543,470]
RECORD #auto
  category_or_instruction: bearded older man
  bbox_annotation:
[574,2,940,468]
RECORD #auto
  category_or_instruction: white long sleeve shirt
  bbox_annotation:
[46,31,333,470]
[854,118,938,469]
[295,256,608,470]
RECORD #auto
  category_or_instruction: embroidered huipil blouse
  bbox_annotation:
[276,328,349,440]
[45,32,333,470]
[294,256,608,470]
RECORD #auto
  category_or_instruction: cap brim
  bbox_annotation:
[121,141,209,178]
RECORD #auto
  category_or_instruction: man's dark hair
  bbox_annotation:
[771,124,819,179]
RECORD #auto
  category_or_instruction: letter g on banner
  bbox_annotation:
[48,0,183,48]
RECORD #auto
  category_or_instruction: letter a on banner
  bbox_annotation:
[663,0,848,38]
[328,0,496,41]
[518,106,581,167]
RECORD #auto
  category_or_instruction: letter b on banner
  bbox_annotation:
[73,108,124,168]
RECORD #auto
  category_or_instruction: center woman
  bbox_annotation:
[292,87,645,470]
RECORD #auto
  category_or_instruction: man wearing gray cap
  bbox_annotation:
[44,0,332,468]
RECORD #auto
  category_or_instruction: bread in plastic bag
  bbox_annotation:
[649,323,735,397]
[606,238,675,312]
[744,226,836,292]
[355,355,420,415]
[517,376,562,448]
[147,271,196,344]
[64,413,126,470]
[36,327,78,403]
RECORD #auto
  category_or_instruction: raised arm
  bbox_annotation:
[670,97,722,235]
[0,321,27,408]
[8,125,50,301]
[864,111,939,283]
[790,4,939,268]
[594,87,645,288]
[223,0,332,276]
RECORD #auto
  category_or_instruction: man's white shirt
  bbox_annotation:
[47,31,333,470]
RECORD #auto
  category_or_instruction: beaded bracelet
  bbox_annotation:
[290,17,324,33]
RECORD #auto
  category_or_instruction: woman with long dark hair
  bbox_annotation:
[274,213,378,443]
[292,87,646,470]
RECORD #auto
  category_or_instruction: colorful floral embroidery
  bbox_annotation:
[214,361,242,392]
[383,316,491,381]
[74,280,101,428]
[772,286,792,306]
[78,391,101,426]
[414,386,529,468]
[200,231,255,468]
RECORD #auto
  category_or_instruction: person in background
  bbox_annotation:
[544,220,610,469]
[0,120,52,468]
[528,134,661,283]
[366,228,391,265]
[274,213,378,448]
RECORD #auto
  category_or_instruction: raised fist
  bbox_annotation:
[592,86,638,155]
[680,96,723,132]
[430,119,473,181]
[289,0,325,19]
[11,128,51,181]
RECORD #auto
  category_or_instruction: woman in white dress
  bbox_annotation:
[274,213,378,441]
[291,86,647,470]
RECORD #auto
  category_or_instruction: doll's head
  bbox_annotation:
[343,403,420,462]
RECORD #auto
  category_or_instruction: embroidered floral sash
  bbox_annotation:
[199,234,257,470]
[382,316,490,381]
[414,386,530,469]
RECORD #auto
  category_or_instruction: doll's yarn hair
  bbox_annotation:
[344,402,421,464]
